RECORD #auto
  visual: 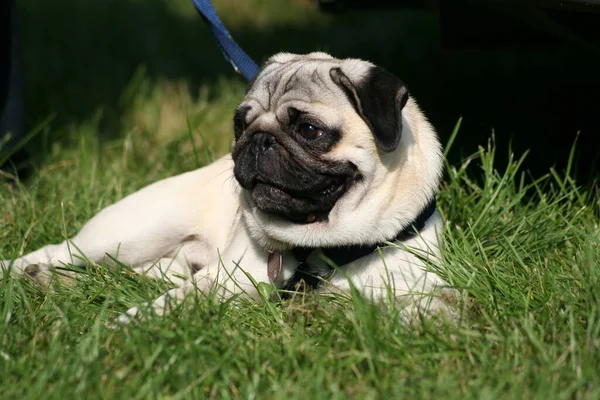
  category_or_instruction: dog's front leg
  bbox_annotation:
[117,222,272,324]
[2,159,241,282]
[1,190,198,279]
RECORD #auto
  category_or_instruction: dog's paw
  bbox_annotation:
[23,263,49,277]
[25,263,76,286]
[1,261,55,284]
[114,305,141,326]
[112,288,181,327]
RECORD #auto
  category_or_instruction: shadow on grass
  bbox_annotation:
[16,0,600,181]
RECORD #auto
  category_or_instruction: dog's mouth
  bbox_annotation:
[232,130,359,224]
[250,177,350,224]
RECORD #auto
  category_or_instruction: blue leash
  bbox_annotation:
[191,0,260,82]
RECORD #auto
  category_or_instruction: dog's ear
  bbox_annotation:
[330,65,409,152]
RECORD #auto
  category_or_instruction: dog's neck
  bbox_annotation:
[291,198,437,263]
[267,198,438,287]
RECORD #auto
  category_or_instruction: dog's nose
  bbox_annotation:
[253,132,276,152]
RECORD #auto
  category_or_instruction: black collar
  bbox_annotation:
[284,198,437,293]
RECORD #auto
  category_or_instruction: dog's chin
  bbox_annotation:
[250,181,347,224]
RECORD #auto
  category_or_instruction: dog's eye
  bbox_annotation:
[298,123,324,140]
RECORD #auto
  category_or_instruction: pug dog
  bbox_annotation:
[1,52,453,322]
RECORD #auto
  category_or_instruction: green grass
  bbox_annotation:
[2,121,599,399]
[2,0,600,398]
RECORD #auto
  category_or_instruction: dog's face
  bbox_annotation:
[231,52,443,250]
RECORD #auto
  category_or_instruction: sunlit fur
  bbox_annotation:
[2,53,453,322]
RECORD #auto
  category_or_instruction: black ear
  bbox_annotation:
[330,66,409,152]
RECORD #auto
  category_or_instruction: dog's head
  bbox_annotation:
[231,52,443,250]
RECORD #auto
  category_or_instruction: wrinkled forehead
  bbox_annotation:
[242,59,348,115]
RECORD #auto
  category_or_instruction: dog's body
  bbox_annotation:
[2,53,452,321]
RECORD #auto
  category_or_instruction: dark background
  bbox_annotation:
[318,0,600,182]
[3,0,600,182]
